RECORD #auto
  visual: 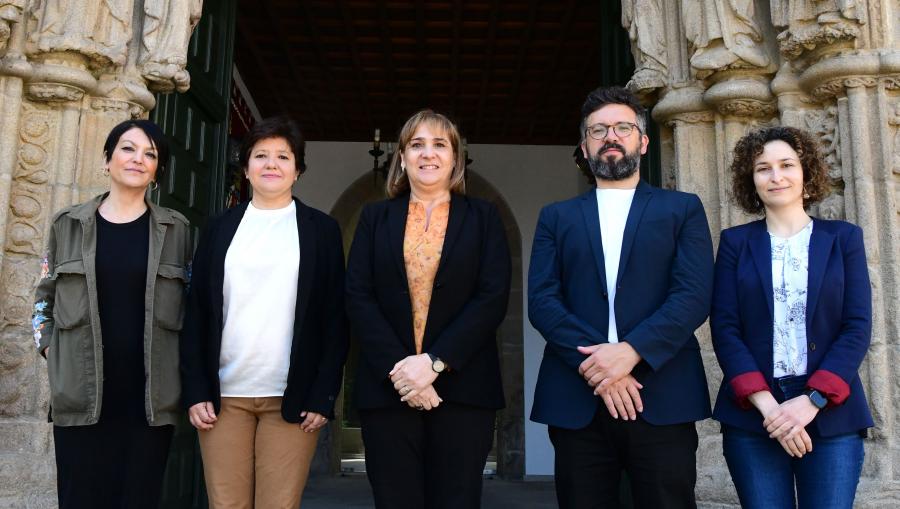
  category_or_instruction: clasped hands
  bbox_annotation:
[577,342,643,420]
[750,391,820,458]
[390,353,442,411]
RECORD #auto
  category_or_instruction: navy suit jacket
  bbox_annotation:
[529,181,714,429]
[710,219,873,437]
[346,193,511,410]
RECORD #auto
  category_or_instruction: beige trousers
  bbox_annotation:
[198,397,320,509]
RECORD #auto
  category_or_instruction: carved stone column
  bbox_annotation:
[801,49,900,503]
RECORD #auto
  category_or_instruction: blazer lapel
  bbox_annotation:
[294,199,316,330]
[806,221,833,330]
[615,181,652,285]
[580,189,608,292]
[748,221,774,321]
[387,195,410,287]
[435,193,468,278]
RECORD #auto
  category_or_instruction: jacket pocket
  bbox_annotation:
[53,259,90,329]
[154,263,187,331]
[46,327,92,416]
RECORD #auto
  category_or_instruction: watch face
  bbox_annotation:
[807,390,827,409]
[433,359,446,373]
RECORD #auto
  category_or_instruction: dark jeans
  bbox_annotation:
[54,422,173,509]
[722,375,865,509]
[549,408,699,509]
[360,402,496,509]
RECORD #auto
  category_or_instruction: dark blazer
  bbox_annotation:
[346,193,511,410]
[179,198,349,421]
[529,181,714,429]
[710,218,873,437]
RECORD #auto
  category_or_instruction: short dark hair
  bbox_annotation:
[580,86,647,142]
[239,115,306,174]
[729,126,832,215]
[103,119,170,184]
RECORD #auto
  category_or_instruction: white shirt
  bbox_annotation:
[771,220,813,378]
[219,201,300,396]
[596,188,635,343]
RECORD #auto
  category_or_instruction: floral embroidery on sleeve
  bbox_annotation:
[32,300,49,347]
[39,254,50,280]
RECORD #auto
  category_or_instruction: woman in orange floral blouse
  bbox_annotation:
[346,110,511,509]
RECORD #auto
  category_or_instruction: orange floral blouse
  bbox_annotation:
[403,201,450,354]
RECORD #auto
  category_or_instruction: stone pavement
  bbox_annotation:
[302,474,557,508]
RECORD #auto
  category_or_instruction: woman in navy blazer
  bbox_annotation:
[346,110,510,509]
[711,126,872,508]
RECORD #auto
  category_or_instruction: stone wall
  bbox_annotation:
[0,2,199,507]
[624,0,899,506]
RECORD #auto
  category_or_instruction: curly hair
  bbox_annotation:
[729,126,831,215]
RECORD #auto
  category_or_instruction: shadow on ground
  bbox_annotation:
[302,474,557,508]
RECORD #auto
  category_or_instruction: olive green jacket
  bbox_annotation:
[32,194,192,426]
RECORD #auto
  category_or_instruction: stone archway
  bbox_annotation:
[328,170,526,479]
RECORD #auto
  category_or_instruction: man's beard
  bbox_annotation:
[588,143,640,181]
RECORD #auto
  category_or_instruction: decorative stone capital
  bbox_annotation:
[0,1,26,52]
[704,74,776,118]
[24,53,95,104]
[652,84,714,126]
[25,82,84,102]
[801,50,900,99]
[778,21,860,61]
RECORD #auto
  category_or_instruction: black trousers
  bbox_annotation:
[53,422,174,509]
[360,402,496,509]
[549,408,698,509]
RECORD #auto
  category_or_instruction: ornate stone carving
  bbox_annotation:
[717,99,777,117]
[7,106,53,256]
[682,0,770,78]
[622,0,668,95]
[804,105,841,176]
[0,1,25,53]
[811,75,886,98]
[25,82,83,102]
[770,0,865,59]
[666,111,716,127]
[28,0,133,68]
[140,0,203,93]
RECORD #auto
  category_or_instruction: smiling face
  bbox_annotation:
[753,139,806,213]
[401,122,455,195]
[105,127,159,191]
[245,136,298,202]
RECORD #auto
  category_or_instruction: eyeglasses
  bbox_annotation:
[585,122,641,140]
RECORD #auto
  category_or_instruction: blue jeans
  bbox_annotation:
[723,426,864,509]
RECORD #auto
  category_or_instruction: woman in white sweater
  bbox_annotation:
[180,116,349,508]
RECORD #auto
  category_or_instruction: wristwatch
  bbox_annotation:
[804,388,828,410]
[427,353,446,374]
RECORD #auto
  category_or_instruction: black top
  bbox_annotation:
[95,209,150,425]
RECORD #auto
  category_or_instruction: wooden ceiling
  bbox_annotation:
[234,0,633,145]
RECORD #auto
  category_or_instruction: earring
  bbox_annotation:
[803,187,810,199]
[400,164,406,174]
[102,167,109,176]
[149,181,159,191]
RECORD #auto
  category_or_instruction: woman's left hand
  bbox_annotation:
[390,354,439,397]
[299,411,328,433]
[763,395,820,440]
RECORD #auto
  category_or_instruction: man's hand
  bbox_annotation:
[577,342,642,388]
[390,353,439,401]
[188,401,217,431]
[596,374,643,420]
[764,395,820,441]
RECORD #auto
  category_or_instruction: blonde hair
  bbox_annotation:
[385,110,467,198]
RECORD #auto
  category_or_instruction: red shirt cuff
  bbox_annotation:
[729,371,769,410]
[807,369,850,407]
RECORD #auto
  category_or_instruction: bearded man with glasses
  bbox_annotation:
[528,86,715,508]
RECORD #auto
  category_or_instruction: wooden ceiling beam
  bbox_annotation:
[473,0,500,141]
[337,0,375,133]
[526,0,579,141]
[500,0,539,138]
[375,0,400,134]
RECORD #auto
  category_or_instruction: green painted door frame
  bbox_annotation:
[151,1,237,507]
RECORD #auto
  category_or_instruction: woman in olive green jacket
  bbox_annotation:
[32,119,191,509]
